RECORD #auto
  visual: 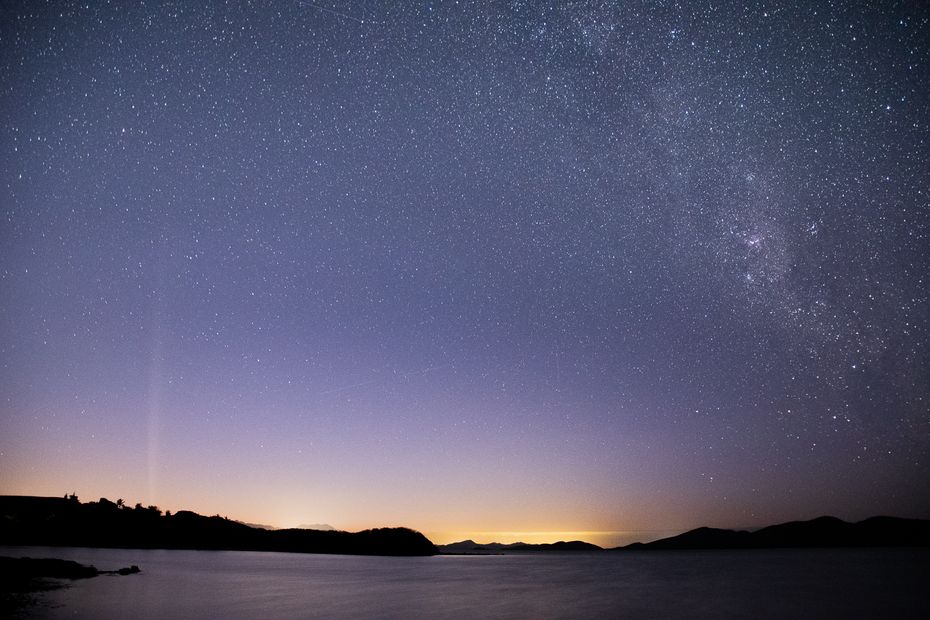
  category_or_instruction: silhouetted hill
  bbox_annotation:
[628,526,752,550]
[437,540,501,553]
[439,539,601,553]
[0,496,437,556]
[616,516,930,550]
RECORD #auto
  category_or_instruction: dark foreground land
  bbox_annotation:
[0,496,438,556]
[0,556,139,615]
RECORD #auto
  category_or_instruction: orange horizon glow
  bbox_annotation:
[423,530,672,547]
[0,480,680,548]
[4,467,909,551]
[3,1,929,589]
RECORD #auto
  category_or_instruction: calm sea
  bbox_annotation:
[4,545,928,619]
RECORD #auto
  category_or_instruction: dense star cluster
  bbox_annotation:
[1,1,928,537]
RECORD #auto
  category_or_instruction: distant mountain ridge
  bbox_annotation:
[440,539,602,553]
[0,496,437,556]
[619,516,930,550]
[4,496,927,555]
[440,516,930,553]
[298,523,336,531]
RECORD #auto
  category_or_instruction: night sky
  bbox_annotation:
[1,0,928,546]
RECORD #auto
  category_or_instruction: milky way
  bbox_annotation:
[1,1,928,541]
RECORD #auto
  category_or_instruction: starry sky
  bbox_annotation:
[1,0,928,546]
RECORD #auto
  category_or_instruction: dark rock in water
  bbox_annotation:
[100,564,141,575]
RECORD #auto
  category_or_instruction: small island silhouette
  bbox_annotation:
[440,539,602,553]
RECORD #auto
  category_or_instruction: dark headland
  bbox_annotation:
[617,515,930,551]
[0,495,438,556]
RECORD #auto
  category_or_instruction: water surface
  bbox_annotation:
[4,545,927,618]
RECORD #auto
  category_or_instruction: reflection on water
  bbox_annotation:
[4,546,928,619]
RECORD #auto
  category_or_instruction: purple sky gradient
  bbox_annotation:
[1,0,928,546]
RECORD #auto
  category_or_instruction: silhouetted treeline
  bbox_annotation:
[619,515,930,550]
[0,496,438,556]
